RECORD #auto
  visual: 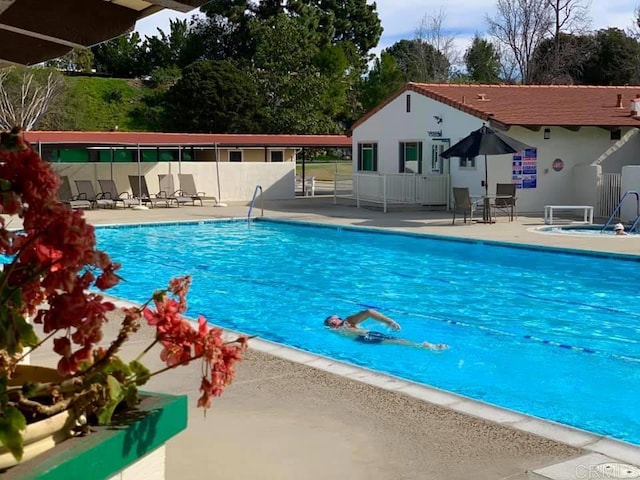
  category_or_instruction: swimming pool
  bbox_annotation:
[538,225,639,236]
[96,219,640,446]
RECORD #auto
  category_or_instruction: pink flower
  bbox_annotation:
[0,129,248,444]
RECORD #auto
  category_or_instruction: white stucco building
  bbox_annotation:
[350,83,640,217]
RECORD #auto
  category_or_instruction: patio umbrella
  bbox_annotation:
[440,124,533,196]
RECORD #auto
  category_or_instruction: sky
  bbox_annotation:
[134,0,640,58]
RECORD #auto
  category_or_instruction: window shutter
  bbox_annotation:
[373,143,378,171]
[399,142,405,173]
[357,143,363,171]
[418,142,423,174]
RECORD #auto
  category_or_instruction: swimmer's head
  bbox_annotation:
[324,315,344,328]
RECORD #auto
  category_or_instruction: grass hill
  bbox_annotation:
[59,76,152,131]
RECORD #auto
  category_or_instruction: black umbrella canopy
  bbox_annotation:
[440,124,534,195]
[440,124,533,158]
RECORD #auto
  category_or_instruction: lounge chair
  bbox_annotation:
[57,176,92,210]
[158,174,196,206]
[97,179,140,208]
[128,175,173,208]
[452,187,482,224]
[74,180,115,209]
[491,183,517,221]
[177,174,205,206]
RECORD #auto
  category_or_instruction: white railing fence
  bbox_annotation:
[598,173,622,218]
[343,173,450,213]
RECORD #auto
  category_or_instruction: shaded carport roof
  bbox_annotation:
[23,131,352,148]
[0,0,207,67]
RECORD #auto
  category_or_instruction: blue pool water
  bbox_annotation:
[540,225,639,236]
[96,219,640,446]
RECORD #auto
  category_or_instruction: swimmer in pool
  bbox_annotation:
[324,309,448,350]
[614,223,628,235]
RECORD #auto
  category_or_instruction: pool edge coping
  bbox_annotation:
[246,335,640,469]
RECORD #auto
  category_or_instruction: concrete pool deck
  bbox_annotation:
[15,196,640,479]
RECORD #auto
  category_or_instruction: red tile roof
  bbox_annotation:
[22,131,351,148]
[351,83,640,131]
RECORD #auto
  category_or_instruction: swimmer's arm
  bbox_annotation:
[344,309,401,330]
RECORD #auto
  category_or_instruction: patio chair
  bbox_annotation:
[177,174,205,206]
[97,179,140,208]
[295,175,316,196]
[452,187,482,225]
[158,174,196,206]
[74,180,115,209]
[491,183,517,221]
[57,176,92,210]
[128,175,173,208]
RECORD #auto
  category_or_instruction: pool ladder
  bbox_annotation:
[248,185,263,222]
[602,191,640,233]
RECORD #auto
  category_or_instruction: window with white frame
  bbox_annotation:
[357,143,378,172]
[459,156,476,168]
[398,141,422,173]
[229,150,242,162]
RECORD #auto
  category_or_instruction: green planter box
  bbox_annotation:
[3,392,187,480]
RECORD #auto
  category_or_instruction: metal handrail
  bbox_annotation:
[630,213,640,234]
[601,191,640,232]
[247,185,263,222]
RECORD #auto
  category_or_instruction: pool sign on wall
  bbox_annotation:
[552,158,564,172]
[512,148,537,189]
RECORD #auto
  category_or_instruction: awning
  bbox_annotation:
[0,0,207,67]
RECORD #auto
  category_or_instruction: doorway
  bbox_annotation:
[424,140,450,174]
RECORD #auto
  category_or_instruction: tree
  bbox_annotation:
[487,0,552,83]
[385,39,450,83]
[359,51,405,111]
[309,0,383,72]
[464,36,501,83]
[197,0,273,61]
[45,47,95,73]
[250,13,343,133]
[579,28,640,85]
[143,19,204,71]
[525,0,591,83]
[91,32,149,78]
[414,9,458,81]
[545,0,590,73]
[199,0,382,76]
[529,32,593,84]
[0,67,65,131]
[130,66,183,131]
[162,60,265,133]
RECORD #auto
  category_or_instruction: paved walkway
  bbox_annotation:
[20,198,640,479]
[77,195,640,255]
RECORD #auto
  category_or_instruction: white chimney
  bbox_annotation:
[630,96,640,116]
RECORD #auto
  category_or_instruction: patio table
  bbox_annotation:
[471,194,513,224]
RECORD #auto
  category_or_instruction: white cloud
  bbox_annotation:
[134,10,199,40]
[591,1,637,32]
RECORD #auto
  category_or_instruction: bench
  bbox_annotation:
[544,205,594,225]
